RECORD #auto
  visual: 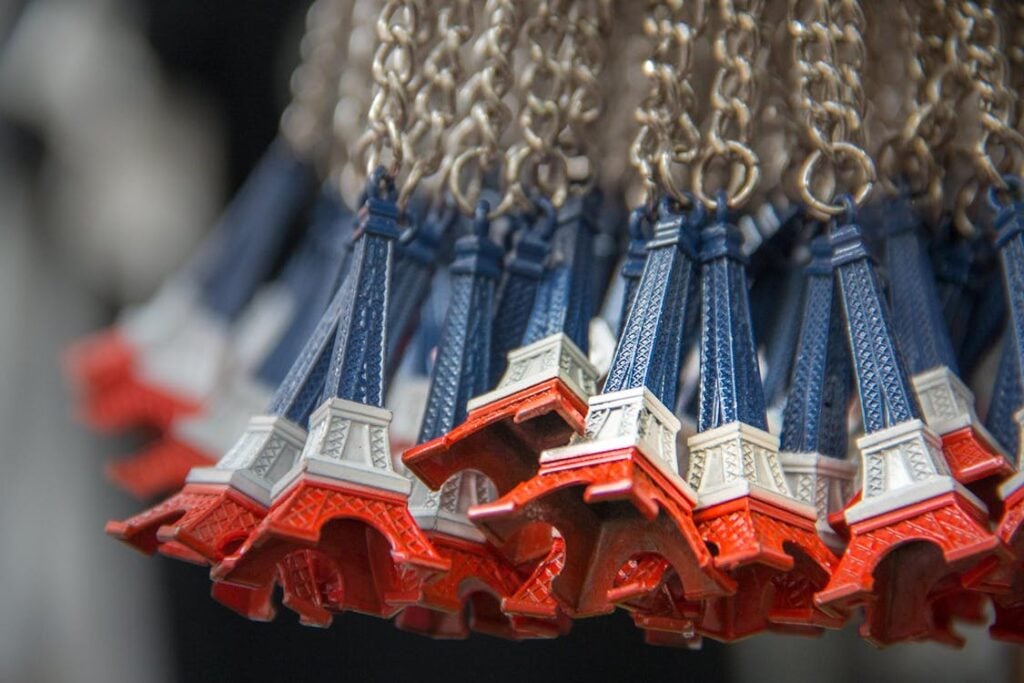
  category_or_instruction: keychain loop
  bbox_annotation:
[789,0,873,221]
[693,0,763,211]
[798,143,875,218]
[693,139,761,210]
[446,0,522,217]
[630,0,707,207]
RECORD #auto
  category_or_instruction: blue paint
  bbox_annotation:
[832,210,921,433]
[617,207,652,337]
[320,170,403,407]
[604,199,701,411]
[488,202,554,386]
[256,184,353,387]
[200,139,318,321]
[418,202,504,442]
[385,203,455,382]
[780,236,853,458]
[696,206,769,432]
[884,196,960,376]
[521,193,599,354]
[986,336,1022,453]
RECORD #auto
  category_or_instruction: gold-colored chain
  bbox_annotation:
[447,0,522,216]
[281,0,353,169]
[947,0,1024,232]
[397,0,473,207]
[693,0,764,210]
[788,0,875,220]
[874,1,950,207]
[503,0,574,210]
[630,0,707,206]
[561,0,611,194]
[1011,2,1024,135]
[957,0,1023,188]
[357,0,430,197]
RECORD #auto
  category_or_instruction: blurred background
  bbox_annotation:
[0,1,1018,681]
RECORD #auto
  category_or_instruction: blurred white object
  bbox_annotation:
[0,0,223,303]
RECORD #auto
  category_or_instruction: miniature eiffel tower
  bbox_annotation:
[815,218,1000,646]
[684,217,840,641]
[884,197,1012,502]
[208,175,450,624]
[403,196,601,505]
[778,236,857,550]
[471,200,734,628]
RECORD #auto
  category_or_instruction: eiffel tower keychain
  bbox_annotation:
[91,0,1024,651]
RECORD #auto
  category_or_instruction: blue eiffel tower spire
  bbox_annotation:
[201,140,317,320]
[487,205,554,386]
[319,171,403,407]
[986,337,1022,453]
[696,211,768,432]
[617,207,652,337]
[256,185,353,387]
[520,194,598,354]
[884,197,960,376]
[780,237,853,459]
[418,203,503,442]
[831,216,921,434]
[385,204,455,382]
[265,175,399,425]
[603,199,701,410]
[995,192,1024,453]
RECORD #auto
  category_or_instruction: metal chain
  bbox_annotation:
[874,1,951,206]
[357,0,429,194]
[630,0,707,206]
[447,0,523,216]
[693,0,764,210]
[281,0,352,168]
[561,0,612,195]
[1011,2,1024,136]
[501,0,573,210]
[957,0,1023,188]
[947,0,1024,232]
[788,0,875,220]
[397,0,473,207]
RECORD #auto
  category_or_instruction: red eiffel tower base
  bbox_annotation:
[63,329,135,394]
[403,379,588,497]
[816,491,1002,646]
[106,483,266,561]
[106,438,215,499]
[608,554,702,646]
[692,496,843,641]
[212,476,450,625]
[395,533,567,640]
[80,373,200,434]
[962,480,1024,643]
[471,447,734,618]
[941,427,1013,515]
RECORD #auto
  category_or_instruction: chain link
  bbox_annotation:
[336,0,381,206]
[396,0,473,207]
[502,0,574,210]
[357,0,430,196]
[788,0,875,220]
[874,1,950,205]
[630,0,707,206]
[447,0,523,216]
[561,0,611,195]
[693,0,764,210]
[957,0,1023,187]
